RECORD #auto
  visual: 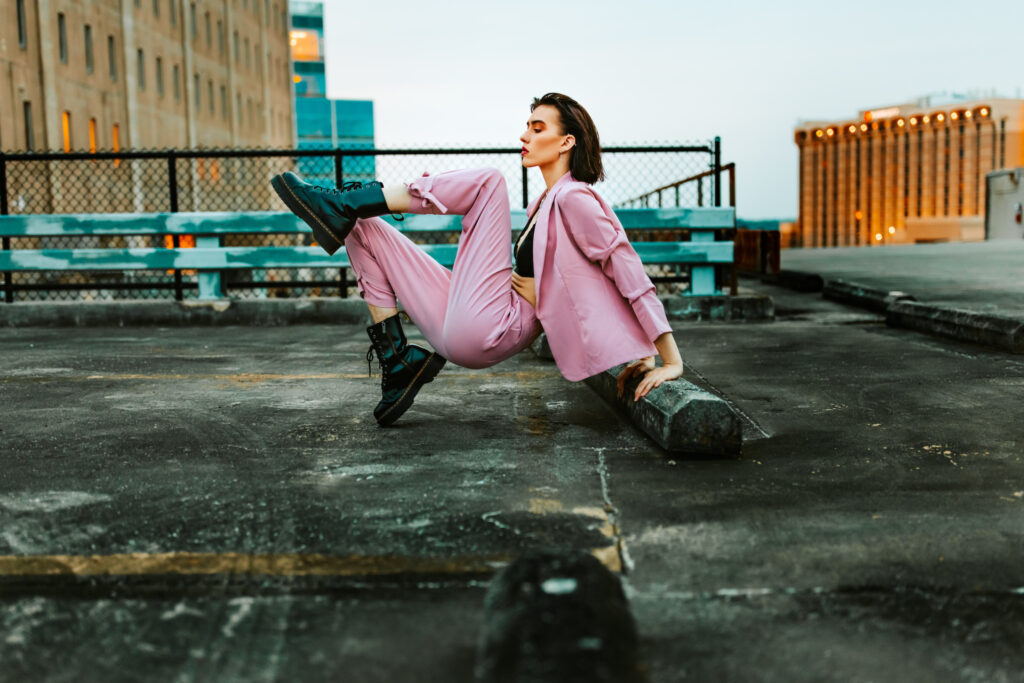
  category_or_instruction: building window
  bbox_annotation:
[207,79,214,114]
[193,73,201,110]
[220,85,227,120]
[153,0,159,18]
[205,11,211,47]
[156,57,164,95]
[233,31,239,63]
[108,36,117,80]
[62,111,72,153]
[84,25,94,74]
[58,13,67,63]
[957,123,965,217]
[190,2,197,39]
[170,0,176,26]
[173,64,180,100]
[137,49,145,89]
[265,0,270,24]
[217,20,224,55]
[88,118,97,153]
[17,0,28,49]
[244,38,250,69]
[112,123,121,167]
[23,101,34,151]
[236,92,242,126]
[1000,119,1006,169]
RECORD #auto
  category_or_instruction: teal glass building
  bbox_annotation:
[289,1,375,184]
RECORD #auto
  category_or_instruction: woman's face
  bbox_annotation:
[520,105,573,167]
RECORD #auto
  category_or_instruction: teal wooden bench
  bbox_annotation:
[0,207,735,301]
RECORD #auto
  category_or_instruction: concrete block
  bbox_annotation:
[822,279,915,313]
[475,549,641,683]
[530,333,554,360]
[886,301,1024,354]
[659,293,774,322]
[584,364,742,456]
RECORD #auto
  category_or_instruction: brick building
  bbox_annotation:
[1,0,295,153]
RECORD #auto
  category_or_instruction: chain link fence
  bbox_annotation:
[1,141,722,302]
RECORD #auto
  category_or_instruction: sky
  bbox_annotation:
[323,0,1023,219]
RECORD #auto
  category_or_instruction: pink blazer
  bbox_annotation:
[527,170,673,381]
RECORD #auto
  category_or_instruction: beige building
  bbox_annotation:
[1,0,295,153]
[794,95,1024,247]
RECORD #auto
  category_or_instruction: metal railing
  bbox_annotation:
[618,162,735,209]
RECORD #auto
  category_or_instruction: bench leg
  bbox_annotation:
[196,236,224,299]
[687,232,718,296]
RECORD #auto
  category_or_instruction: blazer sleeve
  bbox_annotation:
[559,187,673,343]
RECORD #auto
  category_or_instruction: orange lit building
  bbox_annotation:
[794,95,1024,246]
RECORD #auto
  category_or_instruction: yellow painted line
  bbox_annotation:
[0,552,513,577]
[1,369,555,384]
[0,547,621,577]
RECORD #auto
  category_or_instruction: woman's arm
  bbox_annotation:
[559,188,673,343]
[615,331,684,402]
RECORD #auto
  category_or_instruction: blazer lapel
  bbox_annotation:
[532,171,575,304]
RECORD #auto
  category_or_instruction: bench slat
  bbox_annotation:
[0,207,735,237]
[0,245,464,271]
[0,241,731,272]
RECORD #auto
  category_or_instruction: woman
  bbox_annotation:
[270,92,684,427]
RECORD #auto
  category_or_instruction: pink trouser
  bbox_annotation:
[344,167,543,369]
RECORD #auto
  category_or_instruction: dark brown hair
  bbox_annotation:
[530,93,605,185]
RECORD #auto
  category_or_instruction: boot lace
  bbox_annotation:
[366,345,391,387]
[311,180,405,222]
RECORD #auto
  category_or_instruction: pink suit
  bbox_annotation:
[344,167,672,382]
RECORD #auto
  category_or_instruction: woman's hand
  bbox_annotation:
[616,356,684,402]
[511,273,536,308]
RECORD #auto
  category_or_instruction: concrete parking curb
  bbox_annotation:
[530,333,554,360]
[762,272,1024,355]
[886,301,1024,354]
[584,364,743,456]
[475,549,642,683]
[822,279,916,313]
[759,269,824,292]
[0,298,371,327]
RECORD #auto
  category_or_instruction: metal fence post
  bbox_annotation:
[335,151,344,297]
[521,165,529,209]
[713,136,722,208]
[1,152,11,303]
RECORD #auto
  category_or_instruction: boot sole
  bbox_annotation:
[270,174,344,255]
[376,353,447,427]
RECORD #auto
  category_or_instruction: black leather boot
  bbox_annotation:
[365,313,447,427]
[270,171,405,255]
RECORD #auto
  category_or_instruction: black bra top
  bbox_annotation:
[513,210,538,277]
